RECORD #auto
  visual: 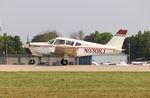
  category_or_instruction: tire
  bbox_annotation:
[60,59,68,65]
[29,59,35,64]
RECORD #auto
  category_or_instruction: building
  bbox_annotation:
[92,53,128,64]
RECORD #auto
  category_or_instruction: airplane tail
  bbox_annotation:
[106,29,128,49]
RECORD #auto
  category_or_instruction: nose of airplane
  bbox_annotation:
[22,43,30,48]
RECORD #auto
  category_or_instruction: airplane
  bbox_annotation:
[23,29,128,65]
[131,58,148,65]
[131,61,147,65]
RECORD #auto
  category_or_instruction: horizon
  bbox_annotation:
[0,29,149,43]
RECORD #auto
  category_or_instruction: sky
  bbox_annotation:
[0,0,150,43]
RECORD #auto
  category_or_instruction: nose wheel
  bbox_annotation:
[60,59,68,65]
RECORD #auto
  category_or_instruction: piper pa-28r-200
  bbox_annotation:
[23,29,128,65]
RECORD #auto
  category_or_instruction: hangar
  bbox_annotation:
[93,53,127,65]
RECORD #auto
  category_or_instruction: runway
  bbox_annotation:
[0,65,150,72]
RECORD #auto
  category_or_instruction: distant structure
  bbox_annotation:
[93,53,127,64]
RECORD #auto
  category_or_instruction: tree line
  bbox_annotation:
[0,33,24,54]
[0,30,150,61]
[123,31,150,60]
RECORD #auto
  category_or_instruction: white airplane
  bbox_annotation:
[131,61,147,65]
[23,29,128,65]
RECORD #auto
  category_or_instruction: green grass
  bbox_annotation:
[0,72,150,98]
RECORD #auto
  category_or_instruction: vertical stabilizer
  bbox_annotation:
[107,29,128,49]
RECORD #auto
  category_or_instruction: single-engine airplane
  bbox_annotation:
[23,29,127,65]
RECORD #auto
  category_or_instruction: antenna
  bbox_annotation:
[26,36,29,44]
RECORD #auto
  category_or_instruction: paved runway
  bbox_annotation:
[0,65,150,72]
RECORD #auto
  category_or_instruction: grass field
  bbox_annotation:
[0,72,150,98]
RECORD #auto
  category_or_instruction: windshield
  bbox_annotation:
[48,39,55,44]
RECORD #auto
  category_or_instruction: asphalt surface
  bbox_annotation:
[0,65,150,72]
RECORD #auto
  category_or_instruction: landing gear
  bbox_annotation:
[60,59,68,65]
[29,59,35,64]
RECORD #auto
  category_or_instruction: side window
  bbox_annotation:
[66,40,74,46]
[75,42,81,46]
[54,39,65,45]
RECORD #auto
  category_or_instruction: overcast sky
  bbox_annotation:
[0,0,150,43]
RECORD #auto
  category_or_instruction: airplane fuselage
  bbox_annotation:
[27,38,121,57]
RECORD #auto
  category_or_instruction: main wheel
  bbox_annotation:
[60,59,68,65]
[29,59,35,64]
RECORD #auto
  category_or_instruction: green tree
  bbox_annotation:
[93,31,101,43]
[0,35,4,53]
[99,32,113,44]
[1,33,8,54]
[84,31,112,44]
[13,36,24,54]
[32,31,59,42]
[84,31,101,43]
[0,33,24,54]
[123,30,150,60]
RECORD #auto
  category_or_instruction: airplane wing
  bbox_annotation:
[52,45,79,57]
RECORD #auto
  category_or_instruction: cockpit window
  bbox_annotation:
[49,39,54,44]
[54,39,65,45]
[75,42,81,46]
[66,40,74,46]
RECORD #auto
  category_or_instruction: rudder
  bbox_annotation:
[106,29,128,49]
